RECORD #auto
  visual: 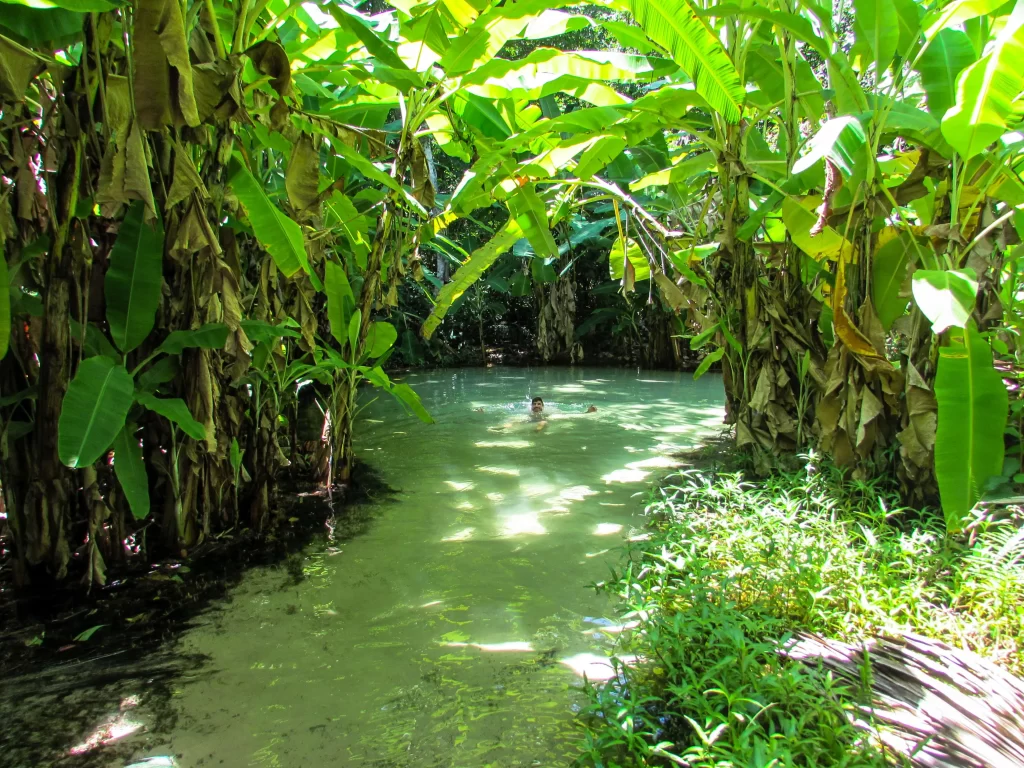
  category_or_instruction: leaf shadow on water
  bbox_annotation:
[0,462,403,768]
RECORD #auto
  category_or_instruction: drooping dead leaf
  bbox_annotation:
[245,41,291,129]
[192,59,243,123]
[654,272,687,312]
[97,75,156,219]
[411,140,435,209]
[166,142,208,210]
[856,386,883,450]
[0,34,48,103]
[133,0,200,129]
[750,364,773,412]
[286,134,320,216]
[833,258,883,359]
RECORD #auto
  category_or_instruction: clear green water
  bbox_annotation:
[53,368,724,767]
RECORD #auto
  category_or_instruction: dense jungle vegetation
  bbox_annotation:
[2,0,1024,761]
[3,0,1021,585]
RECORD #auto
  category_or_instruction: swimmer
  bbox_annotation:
[587,405,597,413]
[491,396,549,432]
[530,397,548,431]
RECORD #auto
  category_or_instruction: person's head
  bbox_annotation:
[531,397,544,414]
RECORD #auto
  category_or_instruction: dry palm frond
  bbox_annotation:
[786,632,1024,768]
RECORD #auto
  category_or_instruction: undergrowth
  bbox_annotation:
[579,454,1024,767]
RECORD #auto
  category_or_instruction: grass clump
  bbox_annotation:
[580,456,1024,767]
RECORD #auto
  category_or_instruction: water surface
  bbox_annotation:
[37,368,724,767]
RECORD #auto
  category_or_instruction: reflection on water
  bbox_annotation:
[36,368,724,768]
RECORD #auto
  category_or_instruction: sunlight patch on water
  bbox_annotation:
[475,440,533,449]
[559,485,598,501]
[443,528,475,542]
[420,600,443,608]
[593,523,623,536]
[559,653,637,680]
[627,455,679,470]
[455,501,476,510]
[520,482,555,497]
[486,492,505,502]
[446,481,475,491]
[660,424,701,434]
[583,621,638,636]
[602,468,650,483]
[478,465,520,476]
[500,512,546,537]
[444,641,535,652]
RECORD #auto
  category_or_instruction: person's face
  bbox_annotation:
[531,399,543,414]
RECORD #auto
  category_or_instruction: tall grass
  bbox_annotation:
[580,455,1024,767]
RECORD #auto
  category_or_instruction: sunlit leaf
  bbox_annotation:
[911,269,978,333]
[228,157,309,278]
[422,220,522,339]
[625,0,744,122]
[935,325,1008,531]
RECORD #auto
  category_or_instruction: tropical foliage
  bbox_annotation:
[0,0,1021,586]
[584,461,1024,766]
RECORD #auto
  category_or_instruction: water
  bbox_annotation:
[15,368,725,767]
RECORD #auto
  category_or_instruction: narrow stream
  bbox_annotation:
[16,368,725,768]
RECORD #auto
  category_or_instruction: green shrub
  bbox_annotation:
[581,456,1024,767]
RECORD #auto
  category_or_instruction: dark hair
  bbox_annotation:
[531,397,543,405]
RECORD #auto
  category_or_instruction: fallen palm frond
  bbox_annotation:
[787,632,1024,768]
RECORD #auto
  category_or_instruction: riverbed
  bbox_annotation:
[11,368,725,767]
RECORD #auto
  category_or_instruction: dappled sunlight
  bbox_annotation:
[420,600,443,608]
[583,621,638,637]
[559,485,598,502]
[559,653,637,681]
[620,423,653,432]
[594,523,623,536]
[660,424,702,435]
[446,481,474,491]
[602,468,650,483]
[443,528,475,542]
[627,456,679,470]
[477,466,520,476]
[475,440,533,449]
[486,492,505,502]
[455,501,476,511]
[520,482,555,498]
[585,549,611,557]
[500,512,547,537]
[443,640,535,652]
[68,700,145,756]
[541,504,571,515]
